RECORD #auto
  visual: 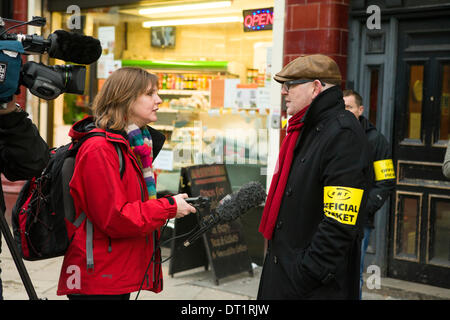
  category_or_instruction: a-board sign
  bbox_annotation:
[168,168,209,277]
[168,164,253,284]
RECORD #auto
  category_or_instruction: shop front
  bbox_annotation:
[45,0,283,265]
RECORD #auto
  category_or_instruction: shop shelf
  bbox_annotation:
[152,125,175,131]
[121,59,228,72]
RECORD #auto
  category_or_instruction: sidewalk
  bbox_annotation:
[1,236,449,300]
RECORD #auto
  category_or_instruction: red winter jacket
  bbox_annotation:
[57,117,177,296]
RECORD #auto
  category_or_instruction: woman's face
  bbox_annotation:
[128,84,162,127]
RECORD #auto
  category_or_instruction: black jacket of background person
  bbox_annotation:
[257,86,371,300]
[358,116,395,228]
[0,110,49,253]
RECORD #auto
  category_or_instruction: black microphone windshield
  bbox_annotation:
[48,30,102,65]
[216,181,266,222]
[183,182,266,247]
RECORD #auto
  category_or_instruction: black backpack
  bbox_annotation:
[12,132,124,261]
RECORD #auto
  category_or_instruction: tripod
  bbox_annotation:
[0,208,38,300]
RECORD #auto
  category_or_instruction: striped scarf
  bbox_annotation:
[127,124,157,199]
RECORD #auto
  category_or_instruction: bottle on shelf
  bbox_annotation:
[158,73,163,90]
[162,73,168,89]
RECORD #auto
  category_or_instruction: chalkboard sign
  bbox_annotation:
[168,164,253,284]
[168,168,209,277]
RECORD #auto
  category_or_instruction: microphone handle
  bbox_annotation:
[183,211,221,247]
[185,196,202,203]
[183,224,211,247]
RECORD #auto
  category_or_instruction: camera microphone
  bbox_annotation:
[0,17,102,102]
[3,30,102,65]
[183,181,266,247]
[48,30,102,65]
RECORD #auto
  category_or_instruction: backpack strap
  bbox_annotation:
[113,142,125,179]
[86,219,94,273]
[73,212,86,228]
[82,140,124,274]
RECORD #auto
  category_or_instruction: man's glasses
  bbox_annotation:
[282,79,326,92]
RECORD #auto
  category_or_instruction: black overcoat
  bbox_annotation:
[257,86,371,300]
[358,116,395,228]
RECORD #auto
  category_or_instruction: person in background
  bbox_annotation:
[343,89,396,299]
[257,54,371,300]
[56,67,196,300]
[443,140,450,178]
[0,96,49,300]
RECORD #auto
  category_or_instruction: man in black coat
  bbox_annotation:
[258,54,371,300]
[343,89,395,298]
[0,96,49,299]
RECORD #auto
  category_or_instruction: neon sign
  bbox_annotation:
[242,7,273,32]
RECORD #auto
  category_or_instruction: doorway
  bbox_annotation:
[390,17,450,288]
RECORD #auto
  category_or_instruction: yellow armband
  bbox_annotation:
[323,186,364,225]
[373,159,396,181]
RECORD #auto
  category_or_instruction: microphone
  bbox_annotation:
[185,196,211,211]
[6,30,102,64]
[185,196,210,205]
[48,30,102,64]
[183,181,266,247]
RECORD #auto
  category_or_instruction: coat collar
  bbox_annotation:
[293,86,345,152]
[302,85,344,127]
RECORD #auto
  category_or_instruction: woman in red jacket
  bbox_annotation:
[57,67,196,300]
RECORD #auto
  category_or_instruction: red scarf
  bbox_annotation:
[259,105,310,240]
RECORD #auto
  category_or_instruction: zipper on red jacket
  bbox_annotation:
[108,237,112,253]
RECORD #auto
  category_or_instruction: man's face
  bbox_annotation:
[344,95,364,119]
[281,80,320,116]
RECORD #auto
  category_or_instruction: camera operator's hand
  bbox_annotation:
[173,193,196,218]
[0,96,20,115]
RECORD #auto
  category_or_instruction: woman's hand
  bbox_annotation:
[173,193,196,218]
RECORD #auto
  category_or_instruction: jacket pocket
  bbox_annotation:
[277,248,309,299]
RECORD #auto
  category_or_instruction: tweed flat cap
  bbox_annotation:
[274,54,342,85]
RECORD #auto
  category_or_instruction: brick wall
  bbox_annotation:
[283,0,350,83]
[278,0,350,144]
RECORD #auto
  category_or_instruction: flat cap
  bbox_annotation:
[274,54,342,85]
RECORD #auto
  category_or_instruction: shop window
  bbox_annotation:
[49,1,274,181]
[63,94,92,124]
[428,196,450,267]
[439,63,450,141]
[406,64,424,141]
[395,193,421,261]
[369,67,379,125]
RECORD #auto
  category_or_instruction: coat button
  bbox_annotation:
[273,255,278,264]
[276,221,283,229]
[285,186,292,196]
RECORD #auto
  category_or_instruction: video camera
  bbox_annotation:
[0,16,102,107]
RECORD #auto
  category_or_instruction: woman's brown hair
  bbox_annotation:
[92,67,158,131]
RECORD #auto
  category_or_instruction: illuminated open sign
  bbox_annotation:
[242,7,273,32]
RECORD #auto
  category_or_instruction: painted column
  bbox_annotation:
[283,0,350,84]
